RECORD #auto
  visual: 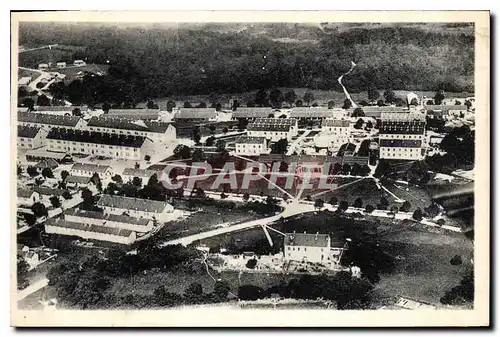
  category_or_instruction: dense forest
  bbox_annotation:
[18,22,474,106]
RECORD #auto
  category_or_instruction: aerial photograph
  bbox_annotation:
[14,19,476,314]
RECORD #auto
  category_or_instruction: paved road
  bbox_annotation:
[17,278,49,301]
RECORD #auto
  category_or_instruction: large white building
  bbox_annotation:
[17,111,87,130]
[234,136,268,156]
[45,218,136,245]
[46,128,154,160]
[315,119,352,149]
[379,112,427,160]
[97,195,174,222]
[106,109,161,120]
[86,117,176,144]
[70,163,113,178]
[284,232,345,265]
[232,107,274,121]
[17,125,48,149]
[247,118,298,141]
[174,108,217,123]
[64,208,154,233]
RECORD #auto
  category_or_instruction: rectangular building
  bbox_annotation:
[70,163,112,178]
[247,118,298,141]
[17,188,41,205]
[122,168,160,185]
[174,108,217,123]
[234,136,268,156]
[316,119,352,149]
[86,117,176,144]
[97,195,174,222]
[231,107,273,121]
[17,111,86,130]
[65,175,93,189]
[17,125,48,149]
[284,232,344,264]
[46,128,154,160]
[45,218,136,245]
[106,109,161,120]
[63,208,154,233]
[379,113,427,160]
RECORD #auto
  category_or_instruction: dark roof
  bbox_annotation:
[107,109,160,119]
[122,168,158,179]
[34,158,59,169]
[71,163,111,174]
[35,106,85,112]
[18,111,82,127]
[235,136,267,145]
[360,106,410,117]
[176,108,216,119]
[46,218,134,237]
[290,108,332,118]
[18,125,41,138]
[323,119,350,127]
[65,175,92,184]
[232,108,273,118]
[342,156,369,166]
[26,148,72,160]
[33,187,68,196]
[284,233,330,248]
[47,128,149,148]
[64,208,151,227]
[248,118,296,132]
[97,195,171,213]
[424,105,468,111]
[87,116,172,133]
[380,121,426,135]
[379,139,423,148]
[17,188,36,199]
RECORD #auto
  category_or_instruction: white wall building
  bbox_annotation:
[18,111,87,130]
[122,168,160,185]
[45,218,136,245]
[17,125,48,149]
[17,188,41,206]
[284,232,345,264]
[247,118,298,141]
[97,195,174,222]
[379,112,427,160]
[69,163,113,178]
[234,136,268,156]
[316,119,352,149]
[46,128,155,160]
[86,117,176,144]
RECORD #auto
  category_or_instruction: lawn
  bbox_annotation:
[374,226,473,305]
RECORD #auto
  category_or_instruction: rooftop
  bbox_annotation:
[122,168,159,179]
[97,195,171,213]
[64,208,152,227]
[34,158,59,169]
[107,109,160,119]
[46,218,134,238]
[17,188,36,199]
[65,175,92,184]
[424,105,468,111]
[35,106,85,112]
[290,108,335,118]
[47,128,149,148]
[71,162,111,174]
[247,118,296,132]
[234,136,267,145]
[33,186,68,196]
[379,139,423,148]
[380,121,426,135]
[232,107,273,118]
[323,119,351,127]
[18,111,82,127]
[284,232,330,248]
[18,125,41,139]
[87,116,172,133]
[26,148,71,160]
[175,108,217,119]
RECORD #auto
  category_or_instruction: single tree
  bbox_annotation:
[222,127,229,134]
[400,200,412,212]
[354,118,364,130]
[72,108,82,116]
[215,103,222,111]
[144,155,151,162]
[50,195,61,208]
[367,87,380,102]
[213,281,230,300]
[242,193,250,202]
[342,99,352,109]
[383,90,397,104]
[329,196,338,205]
[181,101,191,109]
[102,102,111,113]
[339,200,349,212]
[208,125,216,134]
[284,90,297,107]
[31,202,48,218]
[353,198,363,208]
[327,100,335,109]
[196,101,207,108]
[272,139,288,154]
[60,170,69,181]
[41,167,54,178]
[434,90,445,105]
[464,100,472,110]
[295,99,303,107]
[192,148,205,162]
[37,94,51,106]
[62,190,72,200]
[352,108,365,118]
[132,177,142,187]
[413,208,423,221]
[269,89,284,108]
[410,98,419,106]
[173,145,191,159]
[205,136,215,147]
[376,100,385,107]
[303,92,315,107]
[111,174,123,184]
[216,140,226,152]
[314,199,324,210]
[365,204,374,213]
[255,89,268,107]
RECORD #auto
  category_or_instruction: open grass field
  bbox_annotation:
[52,64,110,82]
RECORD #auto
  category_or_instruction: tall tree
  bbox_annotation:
[37,94,51,106]
[183,101,192,108]
[269,89,284,108]
[367,87,380,102]
[295,99,303,107]
[434,90,445,105]
[303,92,315,107]
[342,99,352,109]
[255,89,268,107]
[284,90,297,107]
[327,100,335,109]
[383,90,396,104]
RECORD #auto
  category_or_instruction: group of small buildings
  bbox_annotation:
[44,195,174,245]
[38,60,86,70]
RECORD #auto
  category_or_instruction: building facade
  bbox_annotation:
[86,117,176,144]
[284,232,345,264]
[46,128,154,160]
[234,136,268,156]
[247,118,298,141]
[18,111,87,130]
[17,125,48,149]
[64,209,154,233]
[122,168,160,185]
[315,119,352,149]
[97,195,174,222]
[379,112,427,160]
[69,163,112,178]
